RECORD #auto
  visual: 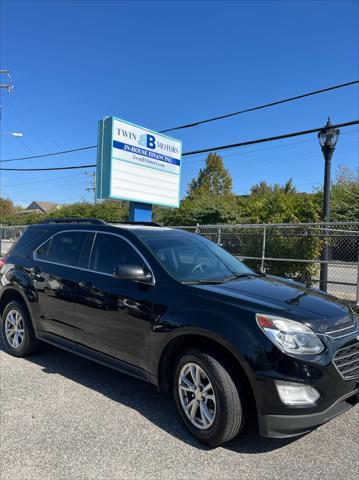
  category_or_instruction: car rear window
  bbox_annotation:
[10,228,49,258]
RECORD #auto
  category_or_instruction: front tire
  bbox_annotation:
[1,300,37,357]
[173,349,245,447]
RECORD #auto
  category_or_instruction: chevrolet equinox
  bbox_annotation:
[0,218,358,447]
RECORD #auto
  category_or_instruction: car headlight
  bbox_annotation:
[256,314,324,355]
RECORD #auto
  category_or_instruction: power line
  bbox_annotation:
[1,124,357,166]
[184,136,320,164]
[0,164,95,171]
[184,127,359,163]
[3,179,84,194]
[4,172,86,188]
[15,86,64,150]
[5,97,53,157]
[187,144,359,170]
[2,119,39,157]
[182,120,359,157]
[3,88,79,166]
[1,81,358,165]
[159,80,359,133]
[1,120,357,171]
[0,145,97,163]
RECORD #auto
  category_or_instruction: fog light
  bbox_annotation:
[275,380,320,406]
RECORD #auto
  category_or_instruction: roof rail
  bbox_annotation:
[111,221,163,227]
[39,218,107,225]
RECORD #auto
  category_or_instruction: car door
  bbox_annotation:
[74,232,154,371]
[33,230,94,341]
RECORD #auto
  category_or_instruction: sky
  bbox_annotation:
[0,0,358,207]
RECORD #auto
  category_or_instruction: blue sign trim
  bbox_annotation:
[113,140,181,166]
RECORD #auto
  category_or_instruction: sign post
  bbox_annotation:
[129,201,153,222]
[96,117,182,221]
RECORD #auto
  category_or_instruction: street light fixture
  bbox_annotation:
[0,131,24,137]
[318,118,340,292]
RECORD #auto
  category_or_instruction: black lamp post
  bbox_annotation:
[318,118,340,291]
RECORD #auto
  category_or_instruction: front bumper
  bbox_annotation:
[258,387,358,438]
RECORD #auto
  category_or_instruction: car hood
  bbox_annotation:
[194,275,354,334]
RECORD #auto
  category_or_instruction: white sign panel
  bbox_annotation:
[97,117,182,208]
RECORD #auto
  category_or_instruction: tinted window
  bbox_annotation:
[44,231,90,267]
[139,231,254,282]
[36,238,51,259]
[79,232,95,268]
[11,228,49,258]
[89,234,143,275]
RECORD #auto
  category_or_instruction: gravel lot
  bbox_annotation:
[1,342,358,480]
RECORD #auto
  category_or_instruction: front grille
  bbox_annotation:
[326,316,357,338]
[333,341,359,380]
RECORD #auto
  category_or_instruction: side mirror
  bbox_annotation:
[113,264,153,284]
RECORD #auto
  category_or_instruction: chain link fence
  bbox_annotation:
[177,222,359,305]
[0,225,26,257]
[1,222,358,304]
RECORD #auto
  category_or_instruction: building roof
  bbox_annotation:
[16,201,61,215]
[26,201,60,213]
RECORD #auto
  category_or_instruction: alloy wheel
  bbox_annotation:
[4,309,25,349]
[178,362,216,430]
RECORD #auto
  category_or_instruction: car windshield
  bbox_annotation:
[138,230,255,283]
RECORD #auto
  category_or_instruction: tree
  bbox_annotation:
[156,194,239,226]
[1,200,129,226]
[187,153,233,198]
[237,180,322,282]
[251,178,296,195]
[250,181,273,196]
[330,165,359,222]
[155,152,238,226]
[282,178,296,194]
[0,198,16,218]
[241,179,320,224]
[156,152,239,225]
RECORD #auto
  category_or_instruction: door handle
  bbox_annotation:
[79,281,93,288]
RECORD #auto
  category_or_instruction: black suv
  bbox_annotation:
[0,219,358,447]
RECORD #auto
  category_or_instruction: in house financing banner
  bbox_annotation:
[96,117,182,208]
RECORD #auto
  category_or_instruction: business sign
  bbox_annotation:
[96,117,182,208]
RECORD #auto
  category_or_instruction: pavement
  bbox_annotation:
[0,342,358,480]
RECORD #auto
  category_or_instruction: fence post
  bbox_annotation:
[217,226,222,246]
[0,225,2,257]
[356,247,359,307]
[261,226,267,273]
[319,222,330,292]
[195,223,199,234]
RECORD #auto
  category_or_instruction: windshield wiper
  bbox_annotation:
[182,271,261,285]
[223,272,258,282]
[183,272,259,285]
[182,279,225,285]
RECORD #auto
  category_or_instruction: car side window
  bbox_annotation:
[89,234,143,275]
[42,231,90,268]
[35,238,52,259]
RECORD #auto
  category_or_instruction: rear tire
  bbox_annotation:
[0,300,37,357]
[173,349,246,447]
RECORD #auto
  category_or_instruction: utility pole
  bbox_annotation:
[0,70,14,255]
[85,171,96,203]
[0,70,13,93]
[0,70,14,194]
